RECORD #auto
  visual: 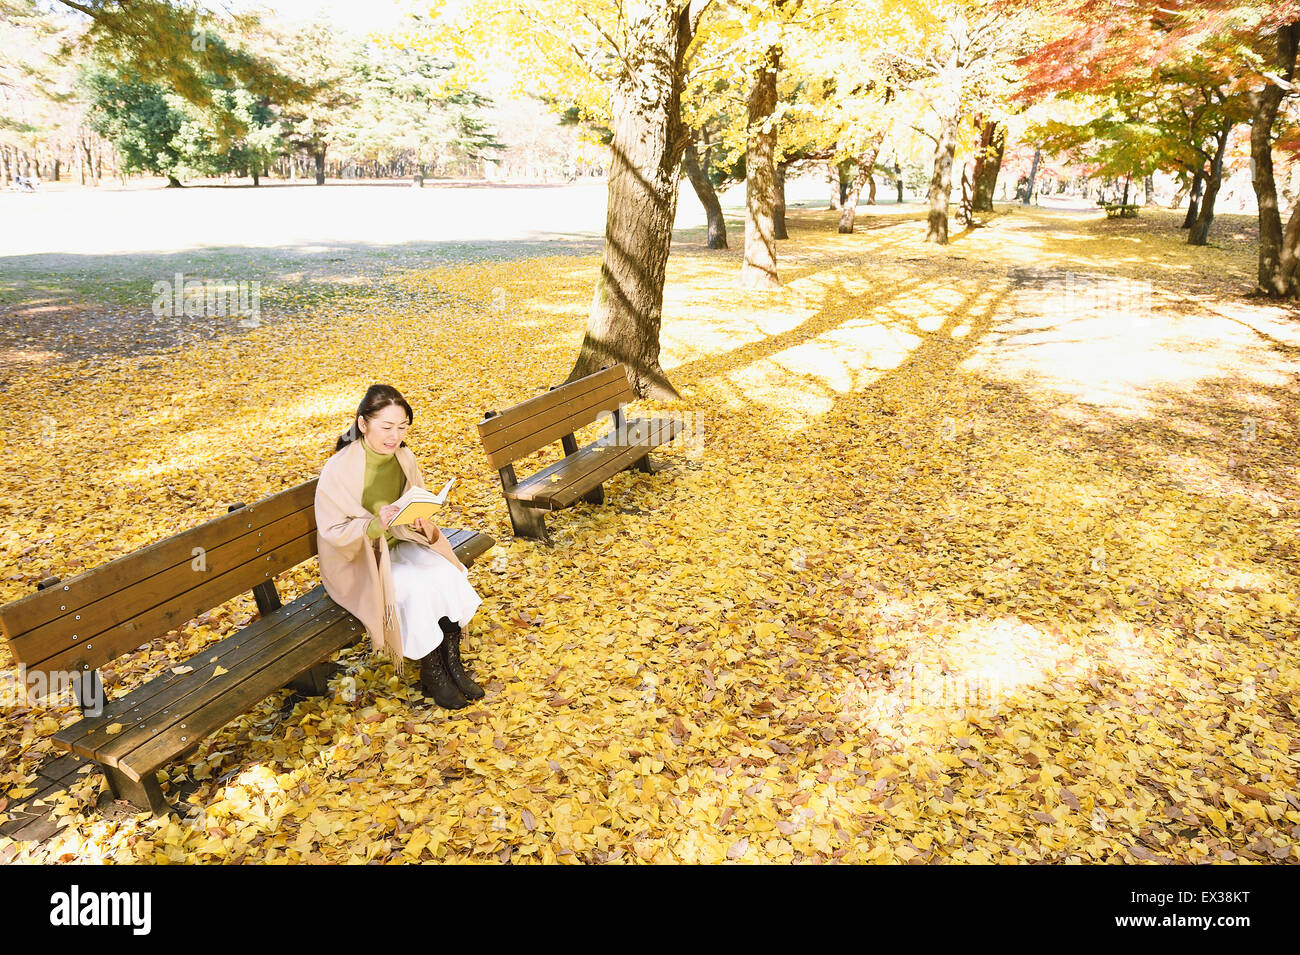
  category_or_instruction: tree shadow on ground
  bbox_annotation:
[2,200,1296,861]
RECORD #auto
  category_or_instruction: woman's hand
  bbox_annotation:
[378,504,400,528]
[414,516,441,542]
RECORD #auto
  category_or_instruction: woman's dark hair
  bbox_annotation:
[335,384,414,452]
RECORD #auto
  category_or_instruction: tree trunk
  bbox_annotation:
[682,138,727,249]
[1022,148,1040,205]
[1188,118,1232,246]
[926,111,960,243]
[867,171,877,205]
[827,159,841,210]
[971,120,1004,212]
[1281,203,1300,296]
[1143,174,1154,205]
[925,19,968,245]
[1249,21,1299,297]
[839,135,884,233]
[314,148,326,185]
[1121,172,1131,206]
[959,162,975,226]
[567,0,708,398]
[838,161,868,233]
[741,44,780,289]
[895,160,904,203]
[166,175,183,187]
[1182,169,1203,228]
[774,162,788,239]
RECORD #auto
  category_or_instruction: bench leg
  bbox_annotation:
[102,765,167,815]
[630,452,669,474]
[581,484,605,505]
[506,497,551,543]
[285,660,345,696]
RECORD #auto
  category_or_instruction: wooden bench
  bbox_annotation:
[1102,203,1139,218]
[477,364,683,542]
[0,478,494,815]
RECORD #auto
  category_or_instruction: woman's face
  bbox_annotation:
[359,404,410,454]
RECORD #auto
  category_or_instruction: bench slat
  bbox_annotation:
[29,528,319,678]
[55,586,345,759]
[118,607,360,782]
[508,444,626,508]
[54,529,493,766]
[444,529,496,565]
[11,504,316,673]
[86,594,356,777]
[0,481,315,643]
[477,364,626,442]
[480,376,631,469]
[510,417,683,509]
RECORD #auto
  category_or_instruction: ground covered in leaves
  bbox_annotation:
[1,202,1298,863]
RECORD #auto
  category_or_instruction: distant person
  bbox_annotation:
[314,384,486,710]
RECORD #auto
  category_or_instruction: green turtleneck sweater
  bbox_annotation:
[361,440,406,548]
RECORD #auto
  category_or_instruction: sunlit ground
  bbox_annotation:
[0,200,1297,863]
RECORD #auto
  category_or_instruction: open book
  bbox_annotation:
[388,478,456,527]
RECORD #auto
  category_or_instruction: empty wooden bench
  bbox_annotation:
[477,363,683,542]
[0,478,494,814]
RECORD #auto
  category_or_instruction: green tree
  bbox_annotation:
[80,68,187,185]
[339,37,503,177]
[82,54,286,186]
[52,0,311,113]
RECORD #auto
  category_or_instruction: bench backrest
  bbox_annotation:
[477,364,631,470]
[0,480,319,681]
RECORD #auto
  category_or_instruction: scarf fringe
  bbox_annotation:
[378,535,405,676]
[385,641,405,677]
[382,596,406,675]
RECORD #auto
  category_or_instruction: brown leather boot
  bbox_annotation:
[419,647,468,710]
[439,618,485,700]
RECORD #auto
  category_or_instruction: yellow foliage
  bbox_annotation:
[0,206,1295,864]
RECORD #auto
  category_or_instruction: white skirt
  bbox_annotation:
[388,539,483,660]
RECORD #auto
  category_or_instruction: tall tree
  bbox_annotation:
[1250,21,1299,295]
[258,19,360,185]
[682,135,728,248]
[442,0,716,396]
[970,118,1005,211]
[569,1,712,396]
[839,132,885,232]
[742,43,781,288]
[80,68,186,185]
[892,0,1036,244]
[1019,0,1300,294]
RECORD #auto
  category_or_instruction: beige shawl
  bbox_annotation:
[314,438,433,675]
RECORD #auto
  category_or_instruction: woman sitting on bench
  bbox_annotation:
[314,384,485,710]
